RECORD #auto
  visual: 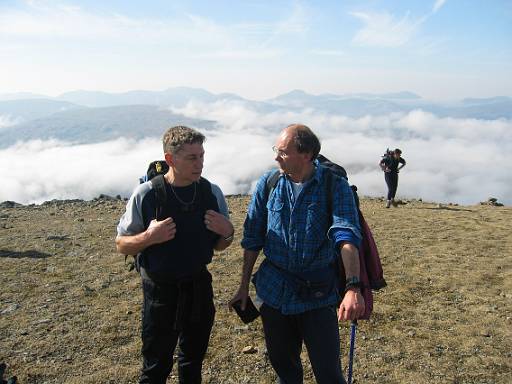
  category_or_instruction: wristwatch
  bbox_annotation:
[223,231,234,242]
[345,276,362,291]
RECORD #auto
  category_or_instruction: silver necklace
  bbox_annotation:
[169,181,197,206]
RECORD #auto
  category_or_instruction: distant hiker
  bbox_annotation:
[380,148,406,208]
[116,126,234,384]
[229,124,364,384]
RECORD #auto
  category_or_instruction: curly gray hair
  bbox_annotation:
[162,126,205,154]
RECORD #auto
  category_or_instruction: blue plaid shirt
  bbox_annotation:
[241,163,362,314]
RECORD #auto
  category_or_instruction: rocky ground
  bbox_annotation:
[0,195,511,383]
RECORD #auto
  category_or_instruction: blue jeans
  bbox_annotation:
[385,172,399,200]
[260,304,346,384]
[139,271,215,384]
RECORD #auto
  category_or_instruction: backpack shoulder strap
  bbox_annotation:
[351,185,360,209]
[265,169,281,202]
[151,174,167,220]
[324,167,334,218]
[198,177,217,211]
[198,176,212,193]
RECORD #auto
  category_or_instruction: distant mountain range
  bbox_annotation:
[0,105,216,147]
[0,87,510,148]
[0,99,80,122]
[55,87,245,108]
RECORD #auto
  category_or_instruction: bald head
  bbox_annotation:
[282,124,321,161]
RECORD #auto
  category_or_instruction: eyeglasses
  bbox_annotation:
[272,146,289,158]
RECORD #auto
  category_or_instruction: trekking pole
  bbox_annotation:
[347,320,357,384]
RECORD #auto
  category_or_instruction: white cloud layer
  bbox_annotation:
[0,114,22,130]
[0,102,511,206]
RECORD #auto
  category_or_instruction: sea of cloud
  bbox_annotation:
[1,101,511,205]
[0,114,22,130]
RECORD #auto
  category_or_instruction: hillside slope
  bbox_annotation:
[0,196,511,383]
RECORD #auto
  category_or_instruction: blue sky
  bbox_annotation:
[1,0,511,100]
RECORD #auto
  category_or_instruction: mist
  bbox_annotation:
[1,101,511,205]
[0,114,21,130]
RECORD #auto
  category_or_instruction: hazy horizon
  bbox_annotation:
[2,88,510,105]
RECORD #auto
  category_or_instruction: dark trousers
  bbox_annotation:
[260,304,346,384]
[139,272,215,384]
[385,172,399,200]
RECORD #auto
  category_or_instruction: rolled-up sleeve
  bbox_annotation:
[332,228,361,250]
[327,176,361,246]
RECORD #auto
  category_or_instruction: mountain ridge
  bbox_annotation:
[1,88,511,148]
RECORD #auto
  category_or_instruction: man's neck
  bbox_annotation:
[164,172,193,187]
[288,162,315,183]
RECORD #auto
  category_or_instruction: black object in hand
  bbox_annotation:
[232,297,260,324]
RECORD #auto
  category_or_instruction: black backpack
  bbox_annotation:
[139,160,169,184]
[379,149,393,171]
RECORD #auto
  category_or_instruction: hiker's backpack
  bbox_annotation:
[139,160,169,184]
[379,149,393,172]
[265,154,386,320]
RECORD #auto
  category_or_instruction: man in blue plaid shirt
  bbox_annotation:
[230,124,365,384]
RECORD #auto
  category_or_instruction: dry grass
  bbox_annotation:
[0,196,511,383]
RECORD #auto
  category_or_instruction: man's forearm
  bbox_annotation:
[213,235,234,251]
[338,242,365,321]
[340,242,360,279]
[115,232,151,255]
[240,249,259,287]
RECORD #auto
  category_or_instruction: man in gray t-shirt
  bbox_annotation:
[116,126,234,384]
